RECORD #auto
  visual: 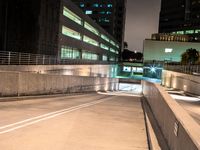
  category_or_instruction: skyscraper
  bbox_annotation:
[71,0,127,49]
[159,0,200,41]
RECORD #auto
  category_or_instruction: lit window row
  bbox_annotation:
[61,46,116,62]
[101,34,119,49]
[83,35,99,47]
[82,51,99,60]
[61,46,80,59]
[62,26,81,40]
[84,22,99,36]
[62,6,119,52]
[172,29,200,35]
[63,7,82,25]
[110,48,119,54]
[100,43,109,50]
[101,34,110,42]
[80,3,113,8]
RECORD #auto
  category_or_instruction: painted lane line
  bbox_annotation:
[0,99,108,134]
[0,99,106,130]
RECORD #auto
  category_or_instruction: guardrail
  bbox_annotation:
[0,51,116,65]
[164,64,200,75]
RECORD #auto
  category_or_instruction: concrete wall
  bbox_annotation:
[142,81,200,150]
[162,70,200,95]
[143,40,200,62]
[0,71,119,97]
[0,64,117,78]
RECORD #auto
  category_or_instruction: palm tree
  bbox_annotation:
[181,48,199,65]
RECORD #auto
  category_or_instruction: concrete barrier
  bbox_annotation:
[142,81,200,150]
[0,71,119,96]
[162,70,200,95]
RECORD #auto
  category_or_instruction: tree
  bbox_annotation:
[124,42,128,49]
[181,48,199,65]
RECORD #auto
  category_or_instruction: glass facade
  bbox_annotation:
[62,26,81,40]
[61,46,80,59]
[83,35,99,46]
[63,7,82,25]
[82,51,99,60]
[84,22,99,35]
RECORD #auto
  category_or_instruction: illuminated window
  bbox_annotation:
[195,29,200,33]
[63,7,82,25]
[100,43,109,50]
[109,56,115,61]
[83,35,99,46]
[176,31,184,34]
[107,4,112,7]
[185,30,194,34]
[82,51,99,60]
[84,22,99,35]
[61,46,80,59]
[110,40,115,46]
[99,18,110,22]
[80,3,84,7]
[165,48,173,53]
[93,3,99,7]
[136,68,143,73]
[110,48,116,53]
[85,10,93,14]
[101,34,109,42]
[123,66,131,72]
[106,11,112,14]
[102,55,108,61]
[99,11,105,14]
[62,26,81,40]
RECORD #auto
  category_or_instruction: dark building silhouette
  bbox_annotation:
[0,0,120,62]
[71,0,127,47]
[0,0,60,55]
[159,0,200,41]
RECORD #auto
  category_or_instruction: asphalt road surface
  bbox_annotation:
[0,92,148,150]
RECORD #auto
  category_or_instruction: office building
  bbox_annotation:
[71,0,127,49]
[159,0,200,41]
[0,0,119,63]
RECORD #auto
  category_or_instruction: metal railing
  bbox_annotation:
[0,51,116,65]
[164,63,200,75]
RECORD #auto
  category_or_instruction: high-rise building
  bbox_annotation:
[0,0,120,63]
[71,0,127,49]
[159,0,200,41]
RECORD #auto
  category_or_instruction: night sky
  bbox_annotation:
[125,0,161,52]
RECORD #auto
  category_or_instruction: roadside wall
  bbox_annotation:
[0,65,117,77]
[0,71,119,96]
[162,70,200,95]
[142,81,200,150]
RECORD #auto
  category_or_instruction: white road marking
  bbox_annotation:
[0,98,111,134]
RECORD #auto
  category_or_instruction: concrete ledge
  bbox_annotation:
[0,71,119,97]
[143,81,200,150]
